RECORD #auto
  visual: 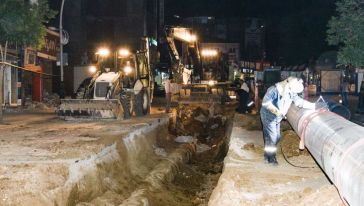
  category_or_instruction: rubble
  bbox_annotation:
[4,93,60,113]
[43,93,61,107]
[196,143,211,153]
[176,104,227,146]
[174,135,195,143]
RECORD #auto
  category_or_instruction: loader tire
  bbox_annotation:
[120,92,133,119]
[142,89,150,115]
[135,91,144,117]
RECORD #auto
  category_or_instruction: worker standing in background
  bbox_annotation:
[164,76,172,113]
[236,80,250,113]
[260,77,316,165]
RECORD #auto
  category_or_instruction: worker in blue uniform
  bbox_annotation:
[260,77,315,165]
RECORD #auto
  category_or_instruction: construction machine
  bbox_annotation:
[58,38,153,120]
[163,26,233,104]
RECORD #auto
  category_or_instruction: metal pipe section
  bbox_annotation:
[287,105,364,206]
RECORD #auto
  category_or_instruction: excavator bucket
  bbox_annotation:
[57,99,124,120]
[178,84,229,105]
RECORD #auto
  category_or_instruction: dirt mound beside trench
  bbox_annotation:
[238,113,309,157]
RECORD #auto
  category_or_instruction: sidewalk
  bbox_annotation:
[208,114,343,206]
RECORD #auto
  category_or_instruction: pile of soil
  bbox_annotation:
[43,93,60,107]
[280,130,310,157]
[5,93,60,113]
[238,113,309,157]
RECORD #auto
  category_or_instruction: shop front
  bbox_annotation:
[23,29,59,102]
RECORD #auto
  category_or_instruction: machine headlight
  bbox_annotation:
[119,48,130,57]
[96,47,110,57]
[89,66,97,74]
[123,66,133,74]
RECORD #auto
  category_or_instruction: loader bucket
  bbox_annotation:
[57,99,123,120]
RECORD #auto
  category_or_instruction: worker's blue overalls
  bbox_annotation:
[260,85,302,164]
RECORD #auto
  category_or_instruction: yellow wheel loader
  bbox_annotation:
[58,38,153,120]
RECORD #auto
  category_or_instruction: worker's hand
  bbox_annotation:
[272,109,284,118]
[265,103,284,118]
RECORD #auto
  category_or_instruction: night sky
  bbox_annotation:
[49,0,337,66]
[166,0,337,65]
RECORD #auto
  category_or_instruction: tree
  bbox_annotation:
[0,0,55,122]
[327,0,364,66]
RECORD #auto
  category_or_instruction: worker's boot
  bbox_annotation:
[268,153,278,166]
[264,152,269,163]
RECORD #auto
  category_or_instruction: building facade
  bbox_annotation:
[1,29,60,106]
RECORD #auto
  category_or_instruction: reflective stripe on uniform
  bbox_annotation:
[264,146,277,153]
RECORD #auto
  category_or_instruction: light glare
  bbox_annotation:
[119,48,130,57]
[89,66,97,74]
[96,47,110,57]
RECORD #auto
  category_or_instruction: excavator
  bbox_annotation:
[58,38,153,120]
[164,26,232,104]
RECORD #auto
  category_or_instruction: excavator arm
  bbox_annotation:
[164,26,201,84]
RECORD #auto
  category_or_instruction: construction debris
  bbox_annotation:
[175,135,195,143]
[176,104,227,146]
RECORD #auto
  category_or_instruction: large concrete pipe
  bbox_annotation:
[286,105,364,206]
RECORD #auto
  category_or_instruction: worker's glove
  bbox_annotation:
[266,103,284,118]
[273,110,284,118]
[315,102,329,110]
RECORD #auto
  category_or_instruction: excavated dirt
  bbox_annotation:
[239,114,310,157]
[0,112,175,205]
[0,102,344,206]
[175,103,227,146]
[143,103,232,206]
[0,103,232,206]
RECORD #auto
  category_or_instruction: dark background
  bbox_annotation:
[165,0,337,65]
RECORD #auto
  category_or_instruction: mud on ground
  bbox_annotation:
[238,114,309,157]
